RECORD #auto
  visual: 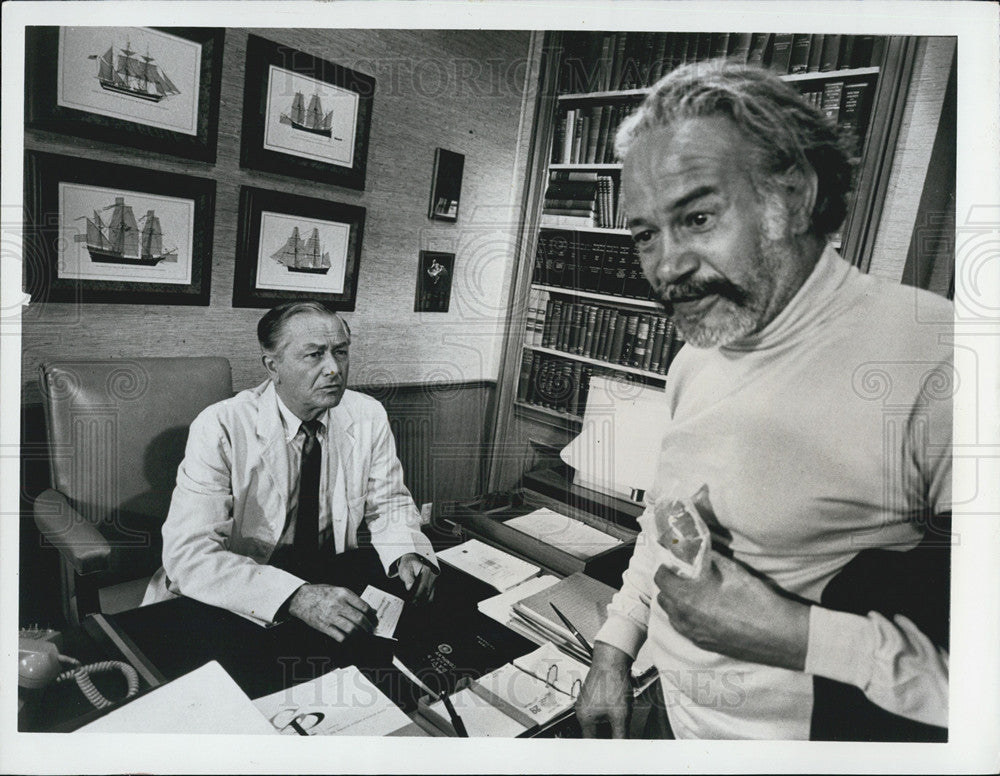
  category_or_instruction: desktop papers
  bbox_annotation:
[437,538,541,591]
[477,574,561,626]
[425,686,528,738]
[80,661,275,735]
[503,508,623,560]
[253,666,411,736]
[513,642,589,699]
[361,585,403,640]
[476,661,573,727]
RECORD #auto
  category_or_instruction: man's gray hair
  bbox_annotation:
[257,301,351,353]
[615,59,854,238]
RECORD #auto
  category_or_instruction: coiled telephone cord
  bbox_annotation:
[56,655,140,709]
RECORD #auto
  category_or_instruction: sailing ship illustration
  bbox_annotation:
[74,197,178,266]
[88,40,180,103]
[279,92,342,140]
[271,227,331,274]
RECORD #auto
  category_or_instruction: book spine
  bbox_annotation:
[838,36,855,71]
[839,81,871,158]
[568,362,584,416]
[729,32,753,63]
[821,81,845,123]
[517,350,534,402]
[557,302,574,350]
[747,33,771,66]
[807,34,824,72]
[632,315,651,368]
[620,313,640,365]
[541,298,559,348]
[789,33,811,74]
[608,313,628,364]
[710,32,731,60]
[820,35,842,72]
[599,309,618,361]
[549,171,600,182]
[768,33,794,73]
[648,317,667,372]
[561,109,575,165]
[581,306,599,357]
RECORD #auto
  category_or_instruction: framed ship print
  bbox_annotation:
[25,27,224,163]
[233,186,365,310]
[240,35,375,190]
[24,151,215,305]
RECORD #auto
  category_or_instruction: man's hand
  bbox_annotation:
[396,553,436,603]
[287,584,378,642]
[654,551,810,671]
[575,642,634,738]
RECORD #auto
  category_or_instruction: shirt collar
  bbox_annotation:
[274,389,327,443]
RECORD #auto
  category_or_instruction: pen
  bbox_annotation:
[549,603,594,658]
[391,656,468,738]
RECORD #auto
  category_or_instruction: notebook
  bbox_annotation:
[512,571,617,647]
[503,508,623,560]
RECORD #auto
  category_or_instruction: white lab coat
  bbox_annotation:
[142,380,435,625]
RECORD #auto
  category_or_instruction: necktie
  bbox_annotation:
[293,419,322,574]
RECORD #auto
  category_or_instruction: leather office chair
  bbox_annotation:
[33,357,233,625]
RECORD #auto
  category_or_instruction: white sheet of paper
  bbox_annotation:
[436,538,541,591]
[253,666,411,736]
[361,585,404,640]
[477,574,561,625]
[503,508,623,559]
[80,661,275,735]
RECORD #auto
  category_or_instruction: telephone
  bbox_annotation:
[18,626,140,709]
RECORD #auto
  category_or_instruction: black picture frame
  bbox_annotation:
[25,26,224,163]
[414,251,455,312]
[240,35,375,190]
[428,148,465,222]
[233,186,365,310]
[24,150,215,306]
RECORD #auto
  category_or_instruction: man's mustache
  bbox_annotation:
[658,277,750,311]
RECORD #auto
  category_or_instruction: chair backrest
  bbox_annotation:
[40,357,233,524]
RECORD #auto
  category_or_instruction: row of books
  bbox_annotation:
[517,350,663,418]
[525,289,678,374]
[541,171,625,228]
[557,31,886,93]
[533,230,654,301]
[551,76,873,170]
[551,103,630,167]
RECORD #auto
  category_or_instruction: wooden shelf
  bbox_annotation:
[549,163,622,171]
[532,284,661,310]
[539,223,630,236]
[513,400,582,425]
[523,344,669,381]
[782,66,880,82]
[556,67,880,101]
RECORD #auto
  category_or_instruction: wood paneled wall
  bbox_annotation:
[21,28,538,391]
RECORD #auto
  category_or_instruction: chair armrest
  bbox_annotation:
[33,489,111,576]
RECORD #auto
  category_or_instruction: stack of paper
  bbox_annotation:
[253,666,413,736]
[477,574,560,625]
[513,641,590,699]
[437,538,541,591]
[475,662,572,727]
[80,661,275,735]
[503,508,623,560]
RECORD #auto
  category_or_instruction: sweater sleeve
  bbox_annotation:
[594,507,658,660]
[805,606,948,727]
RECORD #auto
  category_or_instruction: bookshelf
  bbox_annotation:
[487,31,919,491]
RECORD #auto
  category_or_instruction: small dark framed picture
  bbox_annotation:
[240,35,375,190]
[25,27,224,163]
[428,148,465,222]
[24,151,215,305]
[233,186,365,310]
[414,251,455,312]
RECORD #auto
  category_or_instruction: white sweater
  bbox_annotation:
[596,246,953,739]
